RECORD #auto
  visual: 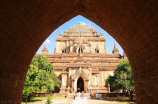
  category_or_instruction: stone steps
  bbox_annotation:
[68,93,90,98]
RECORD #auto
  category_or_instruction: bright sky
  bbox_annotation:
[37,15,123,55]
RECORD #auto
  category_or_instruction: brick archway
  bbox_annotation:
[0,0,157,104]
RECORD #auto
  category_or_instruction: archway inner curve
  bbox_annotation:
[0,1,157,104]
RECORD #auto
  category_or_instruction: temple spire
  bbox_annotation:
[58,30,62,37]
[94,29,97,33]
[112,42,119,54]
[42,43,48,54]
[64,29,67,33]
[114,42,116,48]
[44,43,47,48]
[100,31,103,37]
[68,27,71,33]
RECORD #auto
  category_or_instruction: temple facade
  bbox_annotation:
[42,22,123,95]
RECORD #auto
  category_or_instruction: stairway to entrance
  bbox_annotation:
[68,93,90,98]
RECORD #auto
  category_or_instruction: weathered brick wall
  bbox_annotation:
[0,0,157,104]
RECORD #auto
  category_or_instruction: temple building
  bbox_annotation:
[42,22,124,95]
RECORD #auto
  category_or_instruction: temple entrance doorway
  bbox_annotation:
[77,77,84,92]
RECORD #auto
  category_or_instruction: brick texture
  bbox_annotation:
[0,0,158,104]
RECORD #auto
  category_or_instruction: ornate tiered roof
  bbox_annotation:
[56,22,105,42]
[43,22,122,73]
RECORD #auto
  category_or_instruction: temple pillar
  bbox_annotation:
[68,68,71,87]
[59,72,68,95]
[60,73,68,87]
[70,46,73,53]
[61,74,64,87]
[85,80,89,93]
[89,68,92,87]
[104,41,106,53]
[92,41,94,53]
[72,80,75,92]
[97,74,99,87]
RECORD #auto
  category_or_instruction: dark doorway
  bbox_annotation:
[78,48,83,54]
[77,77,84,92]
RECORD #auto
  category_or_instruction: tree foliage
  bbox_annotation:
[22,54,60,102]
[106,59,134,100]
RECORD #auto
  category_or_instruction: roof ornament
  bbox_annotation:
[100,31,103,37]
[112,42,119,54]
[64,29,67,33]
[68,27,71,33]
[44,42,47,48]
[114,42,116,48]
[76,22,86,26]
[94,29,97,33]
[58,30,62,37]
[42,43,48,54]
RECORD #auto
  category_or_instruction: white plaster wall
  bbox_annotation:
[62,75,67,87]
[55,41,66,53]
[94,41,105,53]
[74,77,77,92]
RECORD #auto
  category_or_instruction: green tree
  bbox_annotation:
[46,95,52,104]
[22,64,40,103]
[22,54,60,103]
[106,59,134,100]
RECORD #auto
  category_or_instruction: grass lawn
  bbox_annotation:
[100,102,136,104]
[31,97,47,101]
[96,100,136,104]
[116,101,136,104]
[91,96,136,104]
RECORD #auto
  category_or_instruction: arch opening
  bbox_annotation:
[78,48,83,54]
[0,1,157,103]
[77,77,84,92]
[32,15,129,97]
